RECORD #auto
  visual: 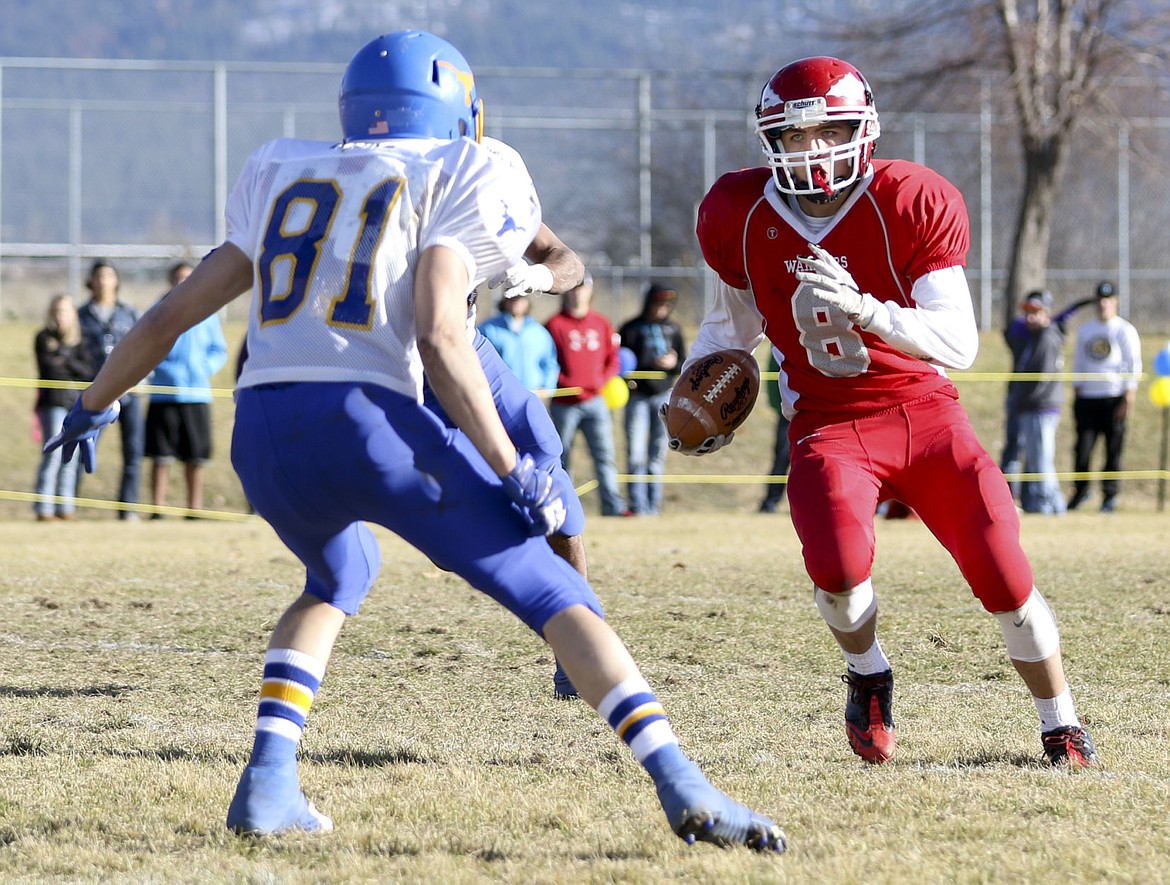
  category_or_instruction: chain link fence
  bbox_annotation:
[1,57,1167,333]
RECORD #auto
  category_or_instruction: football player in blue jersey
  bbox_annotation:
[45,30,785,853]
[432,214,593,698]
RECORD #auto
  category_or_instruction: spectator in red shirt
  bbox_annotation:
[546,273,629,517]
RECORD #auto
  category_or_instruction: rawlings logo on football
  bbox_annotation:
[686,354,743,401]
[719,377,755,423]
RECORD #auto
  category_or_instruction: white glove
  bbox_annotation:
[657,401,734,456]
[488,262,556,299]
[795,243,879,329]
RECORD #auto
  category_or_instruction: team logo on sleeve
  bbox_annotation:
[497,201,519,237]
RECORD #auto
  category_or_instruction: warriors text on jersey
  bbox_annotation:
[228,136,540,401]
[697,159,971,418]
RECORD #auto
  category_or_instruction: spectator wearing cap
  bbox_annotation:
[1067,281,1142,513]
[477,289,560,399]
[1000,289,1089,502]
[1002,289,1071,515]
[77,259,146,520]
[618,283,687,515]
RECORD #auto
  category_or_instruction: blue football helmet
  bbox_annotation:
[338,30,484,142]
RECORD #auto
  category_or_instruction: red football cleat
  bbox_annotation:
[842,669,896,763]
[1042,725,1101,768]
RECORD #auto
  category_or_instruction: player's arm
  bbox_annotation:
[416,244,518,478]
[797,245,978,370]
[489,223,584,297]
[80,244,253,410]
[419,244,567,535]
[525,223,585,293]
[865,267,980,370]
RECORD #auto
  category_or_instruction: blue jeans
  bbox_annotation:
[999,400,1022,500]
[624,390,669,514]
[35,405,80,517]
[1018,410,1065,515]
[115,392,145,508]
[550,396,626,516]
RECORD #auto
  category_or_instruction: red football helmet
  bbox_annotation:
[755,57,880,200]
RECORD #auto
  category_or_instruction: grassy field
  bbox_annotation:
[1,318,1169,881]
[1,316,1169,520]
[2,512,1169,883]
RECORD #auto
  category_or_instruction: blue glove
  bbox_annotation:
[501,453,567,536]
[43,398,122,474]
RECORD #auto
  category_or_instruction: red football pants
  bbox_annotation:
[787,391,1033,613]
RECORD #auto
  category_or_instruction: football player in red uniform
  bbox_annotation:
[684,56,1098,768]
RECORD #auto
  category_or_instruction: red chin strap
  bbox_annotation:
[812,168,834,196]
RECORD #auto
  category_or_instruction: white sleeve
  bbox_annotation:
[224,144,269,257]
[423,142,540,289]
[682,278,767,372]
[1121,322,1142,391]
[862,266,979,370]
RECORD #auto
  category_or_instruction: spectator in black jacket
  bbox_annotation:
[33,294,95,520]
[1004,290,1070,515]
[78,259,145,520]
[619,283,687,515]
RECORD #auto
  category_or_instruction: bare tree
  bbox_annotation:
[998,0,1116,322]
[823,0,1170,326]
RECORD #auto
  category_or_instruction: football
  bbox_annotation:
[664,349,760,449]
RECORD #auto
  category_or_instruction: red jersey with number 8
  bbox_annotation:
[697,158,968,418]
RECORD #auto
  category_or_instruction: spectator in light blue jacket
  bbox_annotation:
[145,262,229,518]
[477,292,560,397]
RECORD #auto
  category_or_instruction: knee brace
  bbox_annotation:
[993,588,1061,662]
[814,579,877,633]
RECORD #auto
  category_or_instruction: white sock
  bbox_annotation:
[842,638,890,676]
[1034,686,1080,731]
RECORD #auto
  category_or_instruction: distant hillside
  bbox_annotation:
[0,0,819,72]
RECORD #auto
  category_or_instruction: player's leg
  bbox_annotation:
[894,396,1098,766]
[224,593,345,835]
[787,415,893,762]
[464,334,590,696]
[542,605,785,851]
[225,384,392,834]
[363,388,783,850]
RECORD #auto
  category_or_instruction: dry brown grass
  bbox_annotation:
[2,511,1168,883]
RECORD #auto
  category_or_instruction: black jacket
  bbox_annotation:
[35,330,95,410]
